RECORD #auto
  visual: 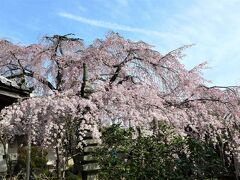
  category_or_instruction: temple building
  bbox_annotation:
[0,76,30,174]
[0,75,30,110]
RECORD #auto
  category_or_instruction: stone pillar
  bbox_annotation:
[81,133,100,180]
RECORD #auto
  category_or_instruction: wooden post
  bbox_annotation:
[26,130,31,180]
[81,63,87,98]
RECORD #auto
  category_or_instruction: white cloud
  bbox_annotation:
[58,0,240,85]
[165,0,240,85]
[58,12,180,39]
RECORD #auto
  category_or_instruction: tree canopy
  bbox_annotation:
[0,32,240,168]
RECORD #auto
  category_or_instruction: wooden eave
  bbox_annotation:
[0,77,31,110]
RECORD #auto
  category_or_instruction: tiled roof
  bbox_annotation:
[0,75,19,88]
[0,75,29,91]
[0,76,30,109]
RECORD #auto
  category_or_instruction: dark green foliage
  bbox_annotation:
[65,170,82,180]
[14,146,48,176]
[65,165,82,180]
[95,123,231,180]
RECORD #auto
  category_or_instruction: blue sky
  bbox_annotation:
[0,0,240,86]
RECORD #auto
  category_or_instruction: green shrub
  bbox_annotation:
[95,123,230,180]
[65,170,82,180]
